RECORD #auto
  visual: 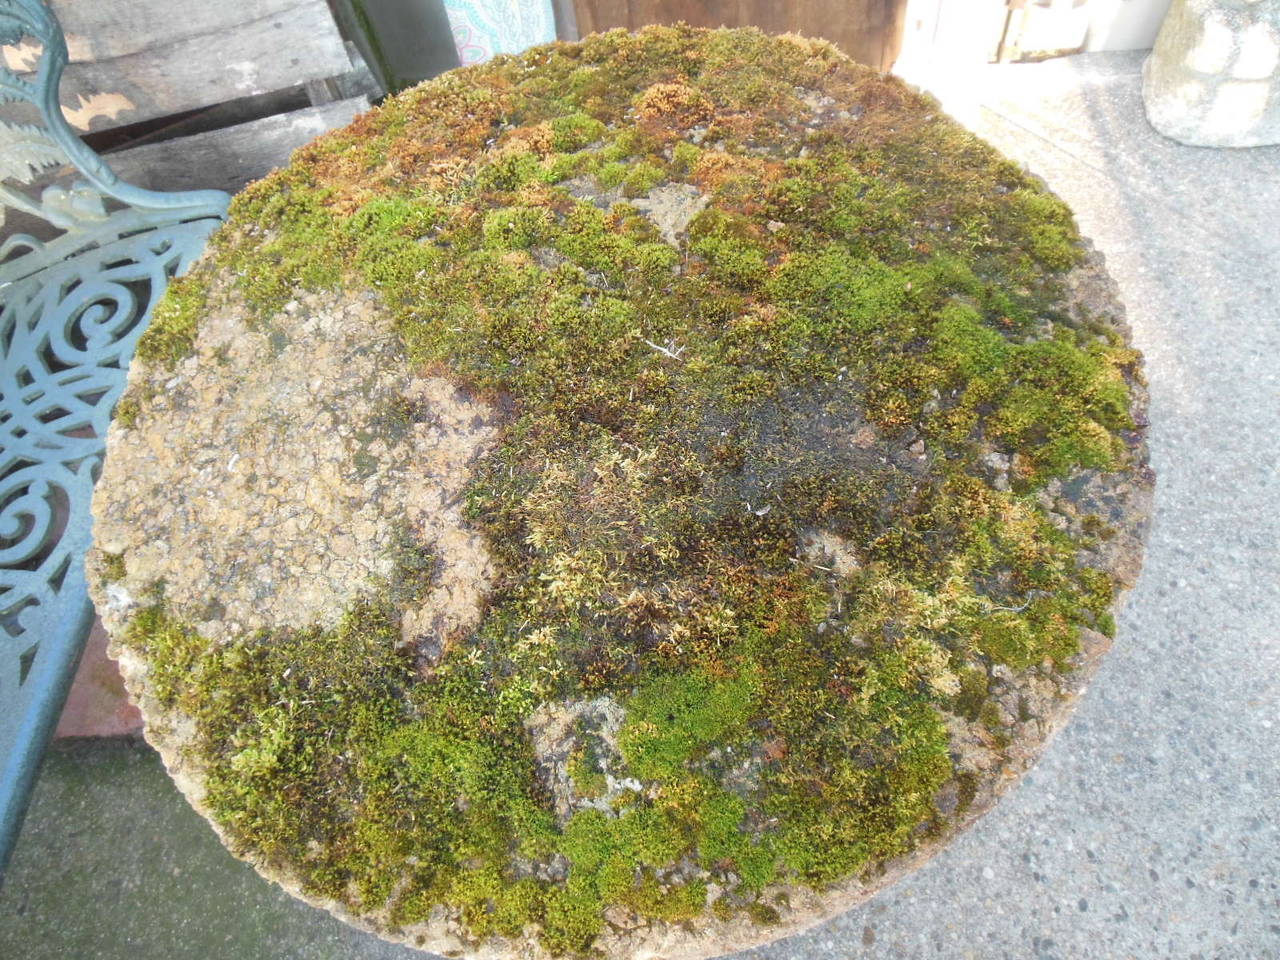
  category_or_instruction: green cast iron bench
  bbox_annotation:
[0,0,229,874]
[0,0,558,880]
[0,0,392,876]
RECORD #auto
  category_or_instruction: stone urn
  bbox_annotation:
[1143,0,1280,146]
[89,25,1153,960]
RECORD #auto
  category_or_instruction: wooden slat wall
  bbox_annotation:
[7,0,352,132]
[570,0,910,71]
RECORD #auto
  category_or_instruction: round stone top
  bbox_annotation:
[89,25,1152,960]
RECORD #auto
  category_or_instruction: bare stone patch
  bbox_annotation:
[89,282,498,656]
[560,175,708,251]
[561,174,622,211]
[525,696,633,824]
[395,376,498,665]
[800,529,863,579]
[631,183,709,248]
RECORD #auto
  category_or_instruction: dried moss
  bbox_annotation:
[113,24,1145,957]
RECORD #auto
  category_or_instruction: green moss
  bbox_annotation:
[541,876,604,955]
[955,770,979,813]
[629,876,707,921]
[621,160,666,197]
[482,206,553,250]
[474,150,547,193]
[745,901,781,926]
[953,666,990,721]
[438,866,544,940]
[113,394,140,429]
[928,302,1008,379]
[99,552,126,583]
[122,597,557,917]
[617,668,759,781]
[759,637,953,885]
[214,169,352,320]
[694,783,777,889]
[135,271,211,368]
[1096,610,1117,637]
[109,24,1145,957]
[594,159,628,189]
[121,606,207,708]
[550,112,606,151]
[671,140,701,175]
[1007,188,1083,270]
[567,744,607,799]
[689,210,768,289]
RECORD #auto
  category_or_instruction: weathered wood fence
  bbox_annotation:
[568,0,910,71]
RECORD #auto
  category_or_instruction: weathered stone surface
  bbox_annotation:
[630,183,710,247]
[92,284,498,654]
[525,696,630,824]
[1143,0,1280,146]
[88,26,1153,960]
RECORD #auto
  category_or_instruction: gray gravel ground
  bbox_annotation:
[2,51,1277,960]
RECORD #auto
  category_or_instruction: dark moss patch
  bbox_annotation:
[115,24,1146,957]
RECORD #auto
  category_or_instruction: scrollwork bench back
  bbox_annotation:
[0,0,228,875]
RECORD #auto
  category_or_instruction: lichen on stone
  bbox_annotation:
[91,24,1152,960]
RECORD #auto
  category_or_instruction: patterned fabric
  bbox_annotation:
[443,0,557,66]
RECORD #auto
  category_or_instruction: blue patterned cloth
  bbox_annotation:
[443,0,557,66]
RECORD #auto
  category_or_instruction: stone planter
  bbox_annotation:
[89,25,1152,959]
[1143,0,1280,146]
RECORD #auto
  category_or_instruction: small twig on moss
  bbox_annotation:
[984,589,1050,613]
[642,337,686,360]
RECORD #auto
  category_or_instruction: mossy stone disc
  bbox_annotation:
[89,25,1152,960]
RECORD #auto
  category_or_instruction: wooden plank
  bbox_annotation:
[570,0,910,71]
[3,0,352,133]
[573,0,630,35]
[551,0,582,41]
[98,97,368,195]
[49,0,334,62]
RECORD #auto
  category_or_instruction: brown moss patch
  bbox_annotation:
[635,81,715,127]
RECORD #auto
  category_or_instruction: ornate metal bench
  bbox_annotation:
[0,0,559,879]
[0,0,228,873]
